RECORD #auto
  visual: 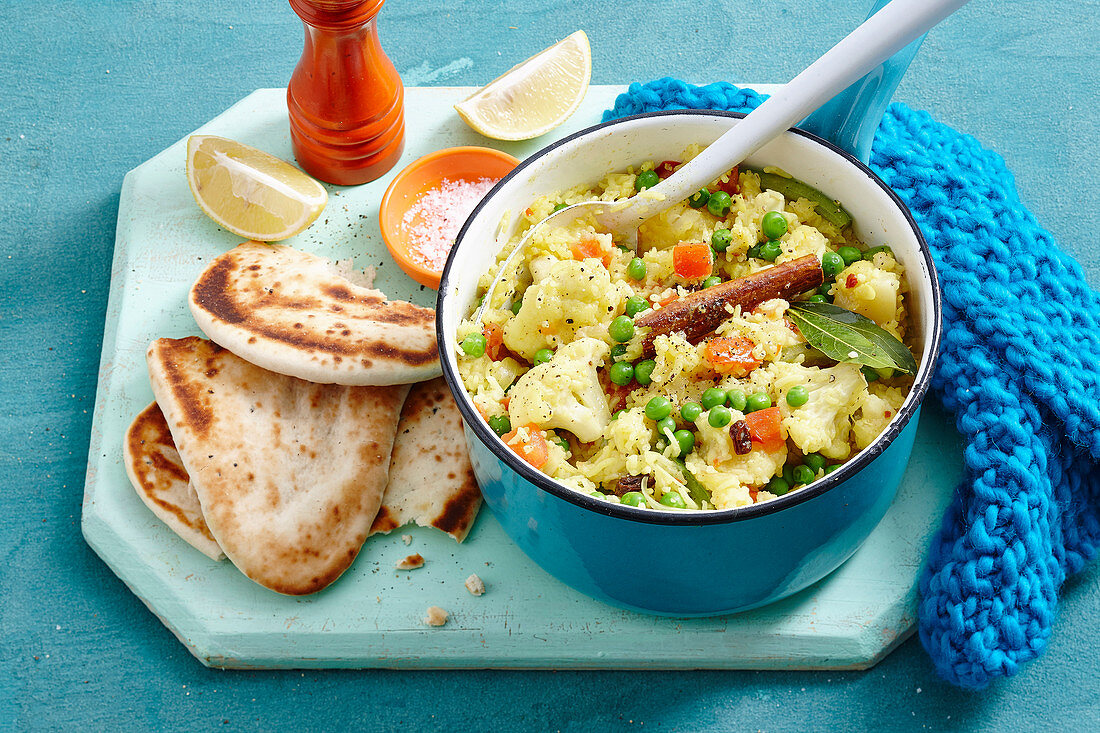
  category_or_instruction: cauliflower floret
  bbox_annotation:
[504,259,630,360]
[638,201,712,249]
[851,383,907,449]
[833,257,903,335]
[507,338,611,442]
[777,222,828,264]
[771,361,867,459]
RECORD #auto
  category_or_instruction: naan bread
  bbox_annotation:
[123,402,225,561]
[146,336,409,595]
[370,377,481,542]
[189,242,440,386]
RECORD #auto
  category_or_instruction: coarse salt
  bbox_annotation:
[403,177,499,271]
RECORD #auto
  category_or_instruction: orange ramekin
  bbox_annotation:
[379,146,520,289]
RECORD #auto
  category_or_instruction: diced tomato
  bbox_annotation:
[748,487,759,502]
[672,242,713,279]
[475,404,491,421]
[501,397,510,411]
[714,166,740,195]
[744,407,784,452]
[704,337,761,376]
[502,423,550,469]
[846,273,859,289]
[570,236,611,267]
[655,160,681,179]
[482,323,505,361]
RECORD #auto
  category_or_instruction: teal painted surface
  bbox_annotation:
[2,0,1098,730]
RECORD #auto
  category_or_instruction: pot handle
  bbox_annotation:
[799,0,926,164]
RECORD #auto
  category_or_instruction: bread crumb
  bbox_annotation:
[401,534,412,546]
[464,573,486,596]
[424,606,448,626]
[395,553,424,570]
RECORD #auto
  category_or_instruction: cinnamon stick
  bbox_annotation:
[635,254,823,356]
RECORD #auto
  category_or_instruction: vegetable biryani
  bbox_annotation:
[457,148,917,511]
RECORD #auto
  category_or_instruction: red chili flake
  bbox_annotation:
[655,160,680,179]
[885,410,893,418]
[730,420,752,455]
[846,273,859,289]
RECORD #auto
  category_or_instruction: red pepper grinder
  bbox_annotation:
[287,0,405,185]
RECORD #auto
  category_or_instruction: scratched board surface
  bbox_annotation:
[81,85,960,669]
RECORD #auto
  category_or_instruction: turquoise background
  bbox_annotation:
[2,0,1098,730]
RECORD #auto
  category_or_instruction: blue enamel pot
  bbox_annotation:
[436,107,941,616]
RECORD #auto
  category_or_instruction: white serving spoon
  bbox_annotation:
[475,0,969,323]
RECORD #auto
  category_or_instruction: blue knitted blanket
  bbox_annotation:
[604,78,1100,689]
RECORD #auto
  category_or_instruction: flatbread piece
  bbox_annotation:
[123,401,225,561]
[370,377,481,542]
[146,336,409,595]
[189,242,440,386]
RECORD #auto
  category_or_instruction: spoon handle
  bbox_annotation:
[604,0,970,232]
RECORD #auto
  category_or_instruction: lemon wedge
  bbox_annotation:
[186,135,327,241]
[455,30,592,141]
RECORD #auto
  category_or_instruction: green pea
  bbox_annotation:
[707,190,732,217]
[634,360,656,386]
[747,244,764,260]
[863,245,893,260]
[761,211,788,240]
[656,416,677,435]
[680,401,703,422]
[726,389,747,411]
[611,409,627,420]
[511,300,523,315]
[673,429,695,455]
[711,228,732,252]
[627,257,647,281]
[703,276,722,289]
[460,333,487,357]
[759,239,782,261]
[817,282,834,297]
[488,414,511,436]
[688,189,711,208]
[621,491,646,507]
[609,361,635,386]
[590,491,606,499]
[634,169,660,191]
[659,491,687,509]
[553,436,571,454]
[609,315,634,343]
[645,396,672,421]
[803,453,826,472]
[782,463,796,486]
[825,463,843,474]
[745,392,771,413]
[552,202,569,212]
[861,366,880,382]
[625,295,650,317]
[807,295,828,304]
[821,251,845,278]
[610,343,628,361]
[837,246,862,265]
[767,477,791,496]
[701,387,727,410]
[785,385,810,407]
[533,348,554,365]
[792,464,816,485]
[708,405,732,428]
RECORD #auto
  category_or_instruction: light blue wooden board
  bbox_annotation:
[81,85,960,669]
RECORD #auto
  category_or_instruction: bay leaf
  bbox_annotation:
[787,301,918,375]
